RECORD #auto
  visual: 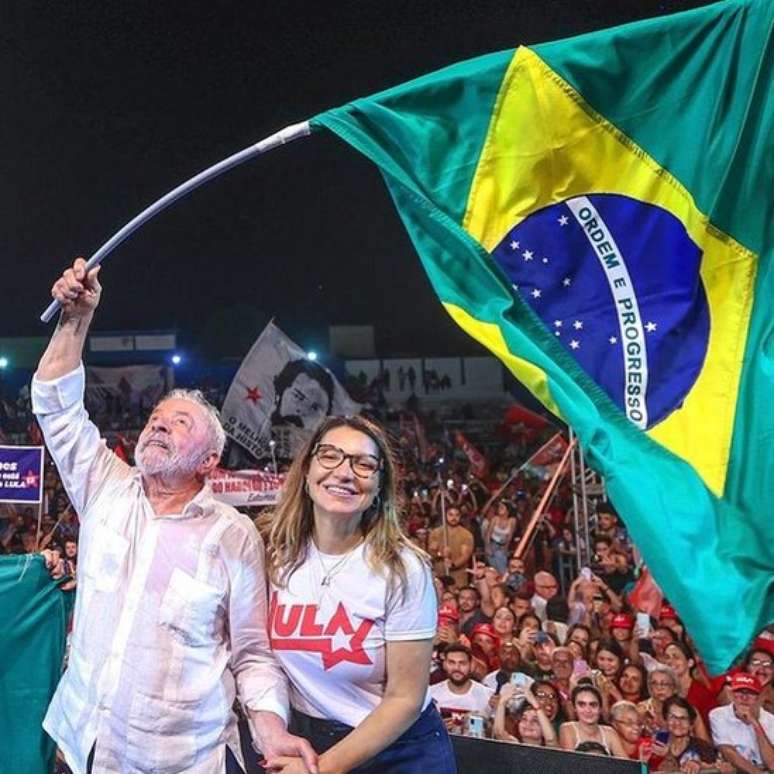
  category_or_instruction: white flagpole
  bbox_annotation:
[40,121,312,323]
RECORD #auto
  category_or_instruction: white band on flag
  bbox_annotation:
[566,196,649,429]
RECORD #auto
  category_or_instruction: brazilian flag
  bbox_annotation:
[311,0,772,673]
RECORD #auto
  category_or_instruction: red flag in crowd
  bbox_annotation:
[523,433,568,480]
[503,404,549,430]
[413,413,434,463]
[628,566,664,617]
[454,431,489,478]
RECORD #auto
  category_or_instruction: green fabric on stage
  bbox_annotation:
[0,554,68,774]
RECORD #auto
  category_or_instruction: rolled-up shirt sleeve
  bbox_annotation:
[227,525,290,723]
[32,364,130,517]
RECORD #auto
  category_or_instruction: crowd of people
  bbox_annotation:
[2,260,773,773]
[3,385,773,771]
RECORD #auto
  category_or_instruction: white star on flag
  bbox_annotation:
[569,339,580,350]
[645,321,658,332]
[573,320,584,330]
[609,336,618,344]
[555,331,561,336]
[542,257,549,264]
[531,288,541,299]
[562,277,572,287]
[522,250,534,261]
[553,320,562,328]
[558,215,569,226]
[510,240,520,250]
[512,283,519,292]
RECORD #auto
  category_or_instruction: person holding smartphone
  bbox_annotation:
[650,697,732,772]
[493,683,558,746]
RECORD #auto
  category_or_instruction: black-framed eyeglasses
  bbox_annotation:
[312,443,382,479]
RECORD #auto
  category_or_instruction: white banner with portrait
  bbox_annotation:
[221,322,360,460]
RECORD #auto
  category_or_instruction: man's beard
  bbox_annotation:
[135,436,203,478]
[448,673,470,687]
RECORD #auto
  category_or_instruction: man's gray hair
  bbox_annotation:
[160,389,226,459]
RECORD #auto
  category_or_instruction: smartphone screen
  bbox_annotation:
[510,671,529,687]
[467,714,485,738]
[636,612,651,636]
[573,659,590,676]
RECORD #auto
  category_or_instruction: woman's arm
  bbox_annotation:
[473,560,495,617]
[318,639,434,774]
[604,725,628,758]
[492,687,519,743]
[523,686,558,747]
[558,722,575,751]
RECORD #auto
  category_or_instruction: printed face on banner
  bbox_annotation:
[271,364,333,431]
[221,323,360,461]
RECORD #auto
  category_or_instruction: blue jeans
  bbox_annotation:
[289,702,457,773]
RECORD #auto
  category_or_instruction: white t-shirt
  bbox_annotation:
[709,704,774,767]
[269,542,436,727]
[429,679,494,717]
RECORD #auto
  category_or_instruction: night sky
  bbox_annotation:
[3,0,713,360]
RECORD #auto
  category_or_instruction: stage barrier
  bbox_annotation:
[451,735,645,773]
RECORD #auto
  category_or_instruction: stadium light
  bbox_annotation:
[307,351,318,361]
[0,357,8,369]
[171,353,182,366]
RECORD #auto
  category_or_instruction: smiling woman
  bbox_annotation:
[259,415,457,774]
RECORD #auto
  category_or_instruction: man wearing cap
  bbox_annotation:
[709,673,774,773]
[611,613,640,663]
[435,602,461,651]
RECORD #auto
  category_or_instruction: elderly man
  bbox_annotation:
[36,259,315,773]
[709,673,774,773]
[530,570,560,623]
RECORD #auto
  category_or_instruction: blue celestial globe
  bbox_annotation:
[491,193,710,429]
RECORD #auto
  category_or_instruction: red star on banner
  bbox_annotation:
[23,470,40,488]
[245,386,262,404]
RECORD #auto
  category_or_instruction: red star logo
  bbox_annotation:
[269,594,375,671]
[321,603,375,670]
[22,470,40,488]
[245,386,262,404]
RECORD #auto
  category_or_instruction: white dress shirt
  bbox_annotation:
[709,703,774,767]
[33,365,288,774]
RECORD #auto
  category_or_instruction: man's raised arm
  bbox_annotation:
[38,257,101,381]
[33,258,128,519]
